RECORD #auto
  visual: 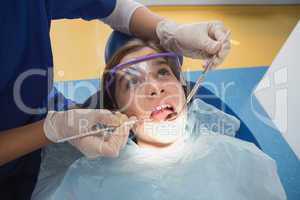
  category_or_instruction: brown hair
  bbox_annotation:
[101,39,186,110]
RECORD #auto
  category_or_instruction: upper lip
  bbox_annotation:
[151,103,174,113]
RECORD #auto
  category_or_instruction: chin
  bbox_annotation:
[137,111,187,147]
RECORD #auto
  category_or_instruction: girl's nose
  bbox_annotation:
[143,79,165,97]
[150,88,165,97]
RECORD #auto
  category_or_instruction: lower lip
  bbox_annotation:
[165,112,178,121]
[150,109,174,121]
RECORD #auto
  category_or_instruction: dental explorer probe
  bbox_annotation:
[166,31,231,121]
[57,118,140,143]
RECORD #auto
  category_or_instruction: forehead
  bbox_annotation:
[119,47,157,64]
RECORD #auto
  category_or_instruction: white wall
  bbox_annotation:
[137,0,300,6]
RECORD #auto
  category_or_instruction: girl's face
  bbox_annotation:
[114,47,186,147]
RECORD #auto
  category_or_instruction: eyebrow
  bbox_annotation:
[152,57,168,65]
[115,53,166,85]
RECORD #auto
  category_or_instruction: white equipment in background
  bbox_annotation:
[254,20,300,159]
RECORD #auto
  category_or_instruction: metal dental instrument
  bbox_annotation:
[166,31,231,121]
[57,119,139,143]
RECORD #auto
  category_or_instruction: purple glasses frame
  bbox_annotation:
[104,52,182,104]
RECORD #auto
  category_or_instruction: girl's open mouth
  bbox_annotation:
[150,104,178,121]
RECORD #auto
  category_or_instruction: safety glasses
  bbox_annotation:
[104,52,184,105]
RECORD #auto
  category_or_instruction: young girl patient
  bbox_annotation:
[35,39,286,200]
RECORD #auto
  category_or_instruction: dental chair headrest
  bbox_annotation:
[104,31,183,64]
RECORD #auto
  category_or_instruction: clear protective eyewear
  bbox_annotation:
[105,52,185,104]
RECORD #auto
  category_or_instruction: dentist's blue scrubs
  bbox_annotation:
[0,0,116,199]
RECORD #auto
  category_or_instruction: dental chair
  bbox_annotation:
[52,31,299,200]
[104,31,300,199]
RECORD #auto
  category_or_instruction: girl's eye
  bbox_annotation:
[126,77,139,89]
[130,77,139,85]
[157,68,171,77]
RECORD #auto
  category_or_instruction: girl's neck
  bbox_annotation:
[137,138,180,149]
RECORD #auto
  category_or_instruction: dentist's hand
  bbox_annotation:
[44,109,134,158]
[156,20,231,67]
[69,115,137,159]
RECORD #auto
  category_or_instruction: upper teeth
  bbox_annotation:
[153,104,172,112]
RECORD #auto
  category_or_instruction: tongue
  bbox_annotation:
[151,109,173,121]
